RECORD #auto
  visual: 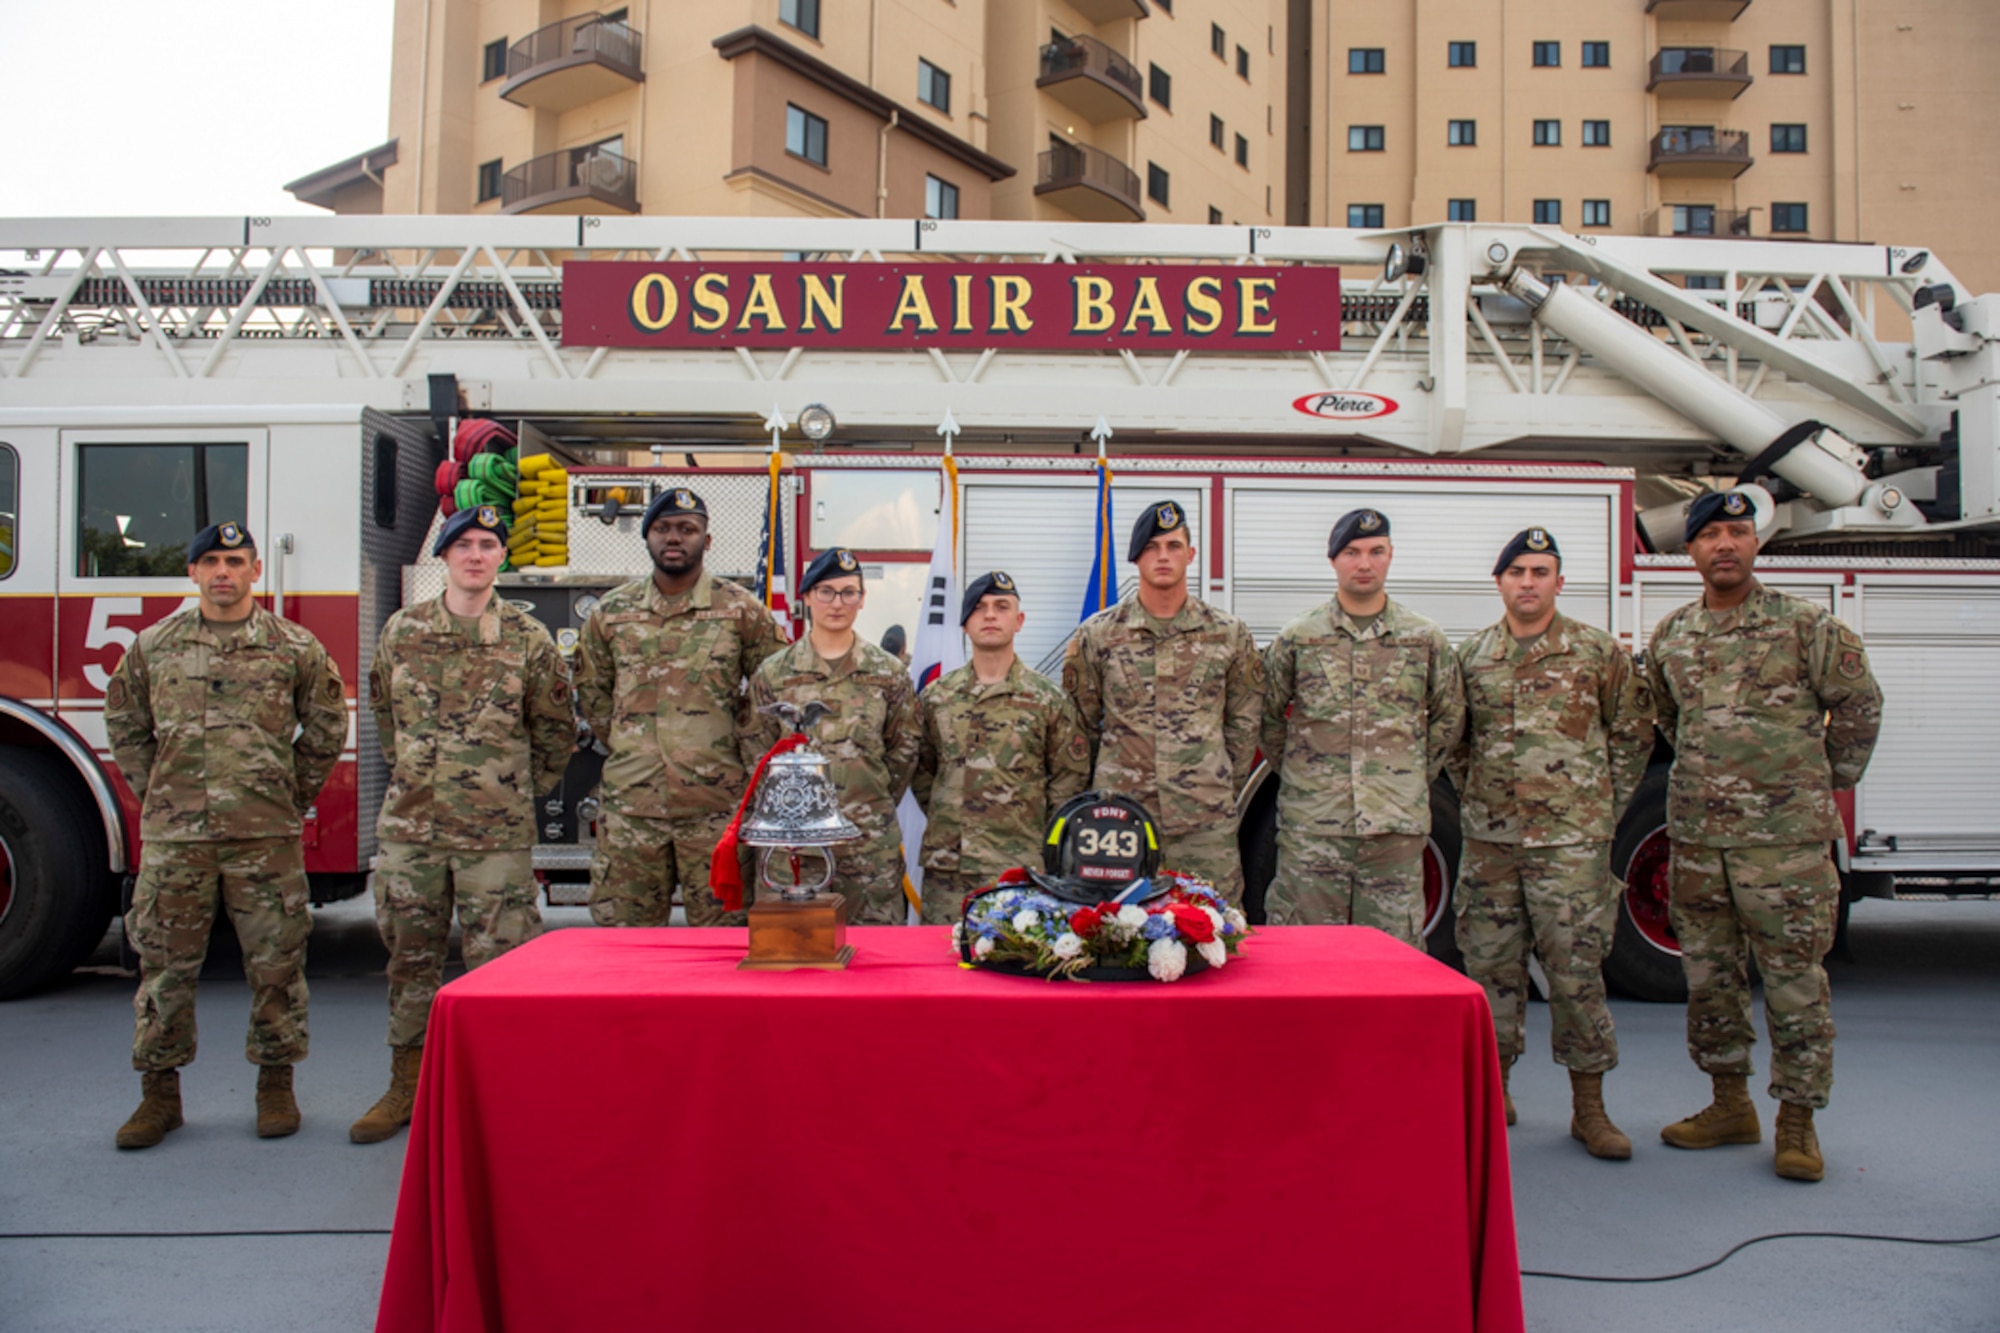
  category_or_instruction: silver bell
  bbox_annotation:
[742,700,860,900]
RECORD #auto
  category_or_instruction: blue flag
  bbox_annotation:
[1080,457,1115,620]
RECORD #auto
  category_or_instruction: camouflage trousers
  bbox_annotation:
[126,837,310,1072]
[918,869,992,927]
[1161,822,1246,907]
[821,819,911,926]
[1456,840,1619,1074]
[1268,833,1427,947]
[589,806,751,928]
[374,841,542,1047]
[1670,841,1839,1109]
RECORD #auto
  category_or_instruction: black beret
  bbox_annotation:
[1127,500,1191,562]
[434,502,510,556]
[1492,527,1561,577]
[1684,489,1757,544]
[187,521,255,564]
[1327,508,1390,559]
[800,546,863,596]
[641,487,709,534]
[960,570,1021,623]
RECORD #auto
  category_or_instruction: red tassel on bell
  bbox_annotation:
[709,733,809,912]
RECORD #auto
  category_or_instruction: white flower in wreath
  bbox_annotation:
[1114,904,1148,931]
[1011,908,1041,934]
[1147,937,1189,982]
[1051,932,1084,959]
[1201,905,1225,931]
[974,936,996,959]
[1196,939,1228,970]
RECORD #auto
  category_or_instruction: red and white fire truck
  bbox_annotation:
[2,215,1996,1001]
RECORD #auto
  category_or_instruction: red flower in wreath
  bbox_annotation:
[1168,903,1216,944]
[1069,904,1104,938]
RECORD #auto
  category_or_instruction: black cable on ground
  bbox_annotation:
[0,1229,392,1239]
[1523,1229,2000,1284]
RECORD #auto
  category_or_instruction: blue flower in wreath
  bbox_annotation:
[1142,914,1176,941]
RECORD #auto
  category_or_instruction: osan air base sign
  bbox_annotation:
[561,261,1341,352]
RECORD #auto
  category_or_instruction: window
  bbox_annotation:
[1237,45,1250,79]
[1447,119,1476,146]
[917,59,950,113]
[1533,41,1560,67]
[1210,115,1225,149]
[0,443,16,578]
[76,442,248,578]
[1771,202,1809,233]
[1235,133,1249,168]
[924,175,959,219]
[476,159,503,203]
[1349,125,1385,151]
[1208,206,1224,225]
[1672,205,1717,235]
[1147,163,1170,208]
[1348,204,1384,228]
[1533,119,1561,146]
[1685,274,1725,291]
[1448,42,1476,68]
[785,105,828,166]
[1770,45,1806,74]
[482,38,508,83]
[1582,41,1610,68]
[1658,47,1720,75]
[780,0,820,40]
[1149,63,1171,109]
[1582,120,1611,147]
[1211,24,1226,59]
[1349,48,1385,74]
[1771,124,1807,153]
[1447,199,1476,222]
[1533,199,1561,225]
[1582,199,1611,227]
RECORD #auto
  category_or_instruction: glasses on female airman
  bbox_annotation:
[809,586,864,605]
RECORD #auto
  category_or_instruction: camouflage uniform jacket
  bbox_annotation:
[104,605,347,843]
[1449,611,1655,847]
[1061,594,1265,834]
[1260,597,1465,838]
[746,635,920,830]
[369,595,574,850]
[575,571,788,819]
[913,658,1093,882]
[1645,579,1882,847]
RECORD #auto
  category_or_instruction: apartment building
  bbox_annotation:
[287,0,1285,228]
[1301,0,2000,291]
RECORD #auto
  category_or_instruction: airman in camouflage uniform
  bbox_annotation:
[747,547,921,924]
[1062,502,1264,903]
[1260,509,1464,945]
[1647,490,1882,1182]
[103,521,347,1148]
[350,504,575,1144]
[1449,527,1654,1157]
[575,488,788,928]
[913,572,1092,924]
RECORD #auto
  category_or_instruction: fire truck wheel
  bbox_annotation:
[1422,778,1464,970]
[1606,767,1689,1004]
[0,746,115,1001]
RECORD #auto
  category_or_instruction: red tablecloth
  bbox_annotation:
[376,926,1522,1333]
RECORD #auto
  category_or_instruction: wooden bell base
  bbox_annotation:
[739,891,855,971]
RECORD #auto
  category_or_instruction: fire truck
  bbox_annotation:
[2,215,1996,1002]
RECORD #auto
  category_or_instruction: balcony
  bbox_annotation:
[1648,47,1751,100]
[1648,127,1752,178]
[501,146,639,214]
[1035,142,1144,221]
[1645,0,1752,19]
[500,13,644,112]
[1643,206,1753,237]
[1066,0,1151,21]
[1038,35,1146,123]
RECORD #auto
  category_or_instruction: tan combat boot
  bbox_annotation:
[255,1064,302,1139]
[1500,1058,1517,1127]
[1773,1102,1825,1182]
[349,1045,424,1145]
[115,1070,185,1150]
[1660,1072,1761,1149]
[1569,1071,1633,1160]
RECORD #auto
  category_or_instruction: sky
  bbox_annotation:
[0,0,396,218]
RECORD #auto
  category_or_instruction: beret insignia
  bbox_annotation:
[674,490,697,510]
[994,572,1015,591]
[1723,493,1749,516]
[219,522,245,547]
[837,550,858,572]
[1157,504,1180,529]
[477,505,501,529]
[1358,510,1382,533]
[1526,528,1550,551]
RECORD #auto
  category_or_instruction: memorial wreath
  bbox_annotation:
[952,867,1251,982]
